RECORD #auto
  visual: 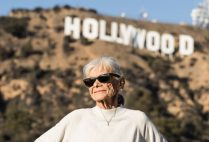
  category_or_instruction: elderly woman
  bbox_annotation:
[35,56,167,142]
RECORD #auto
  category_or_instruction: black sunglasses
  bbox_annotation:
[83,73,120,87]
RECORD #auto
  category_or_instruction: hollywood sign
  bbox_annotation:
[64,16,194,56]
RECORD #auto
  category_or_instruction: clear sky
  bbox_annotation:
[0,0,202,25]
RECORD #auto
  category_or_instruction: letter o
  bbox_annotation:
[161,34,175,54]
[146,31,160,52]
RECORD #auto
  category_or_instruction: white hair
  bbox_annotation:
[83,56,123,77]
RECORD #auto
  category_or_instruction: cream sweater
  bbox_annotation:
[35,106,167,142]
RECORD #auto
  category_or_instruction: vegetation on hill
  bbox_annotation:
[0,6,209,142]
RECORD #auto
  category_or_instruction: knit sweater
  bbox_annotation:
[35,106,167,142]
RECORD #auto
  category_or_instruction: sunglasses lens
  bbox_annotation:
[83,73,118,87]
[98,74,111,83]
[83,78,95,87]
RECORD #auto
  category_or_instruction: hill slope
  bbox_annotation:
[0,6,209,142]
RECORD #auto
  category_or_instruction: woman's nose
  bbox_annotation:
[94,79,101,87]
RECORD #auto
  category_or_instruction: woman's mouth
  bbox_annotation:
[94,90,106,93]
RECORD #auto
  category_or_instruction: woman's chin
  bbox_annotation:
[91,93,107,102]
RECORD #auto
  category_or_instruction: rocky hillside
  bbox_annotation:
[0,5,209,142]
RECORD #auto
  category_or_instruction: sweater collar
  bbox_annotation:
[92,105,126,119]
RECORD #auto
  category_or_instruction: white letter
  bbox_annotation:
[161,33,175,54]
[146,31,160,52]
[111,22,123,44]
[179,35,194,56]
[132,28,146,49]
[64,16,80,39]
[99,20,114,42]
[82,18,98,40]
[120,24,136,46]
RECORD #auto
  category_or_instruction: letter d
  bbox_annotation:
[179,35,194,56]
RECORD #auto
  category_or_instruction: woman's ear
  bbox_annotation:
[120,77,125,89]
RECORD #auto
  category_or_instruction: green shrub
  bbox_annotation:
[63,36,75,54]
[0,17,29,38]
[80,36,93,45]
[33,7,43,13]
[0,46,15,60]
[53,5,61,12]
[3,98,35,142]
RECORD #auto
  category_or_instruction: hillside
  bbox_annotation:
[0,5,209,142]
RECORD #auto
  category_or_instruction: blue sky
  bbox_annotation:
[0,0,202,25]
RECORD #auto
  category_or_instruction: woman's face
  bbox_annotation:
[87,68,121,103]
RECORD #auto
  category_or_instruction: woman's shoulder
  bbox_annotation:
[65,108,91,118]
[58,108,92,123]
[124,108,149,123]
